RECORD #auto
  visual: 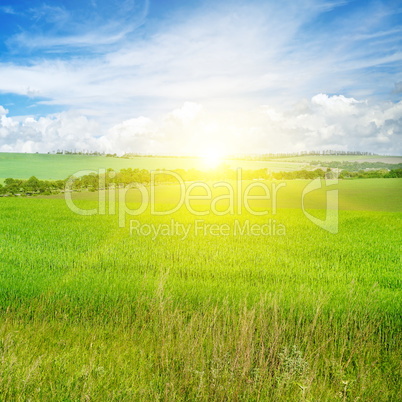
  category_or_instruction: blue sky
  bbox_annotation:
[0,0,401,154]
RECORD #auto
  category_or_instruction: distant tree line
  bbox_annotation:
[1,166,401,196]
[0,177,66,196]
[51,150,106,156]
[68,166,331,190]
[48,150,382,160]
[59,165,402,190]
[229,150,378,161]
[49,150,202,158]
[338,169,402,179]
[310,161,402,171]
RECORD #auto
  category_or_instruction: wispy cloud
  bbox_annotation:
[0,6,16,15]
[393,82,402,94]
[8,29,134,51]
[5,0,149,52]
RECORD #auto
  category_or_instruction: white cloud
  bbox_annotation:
[98,117,157,154]
[0,95,401,155]
[0,111,101,153]
[166,102,203,126]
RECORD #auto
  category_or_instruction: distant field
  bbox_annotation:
[278,155,402,163]
[0,152,306,180]
[1,152,401,181]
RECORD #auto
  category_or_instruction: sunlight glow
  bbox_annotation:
[201,149,223,169]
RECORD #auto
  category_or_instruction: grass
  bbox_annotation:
[0,178,401,400]
[0,153,306,180]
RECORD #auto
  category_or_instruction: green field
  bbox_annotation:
[0,153,306,181]
[55,178,402,212]
[1,152,401,183]
[0,176,401,400]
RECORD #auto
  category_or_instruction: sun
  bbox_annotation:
[202,149,223,169]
